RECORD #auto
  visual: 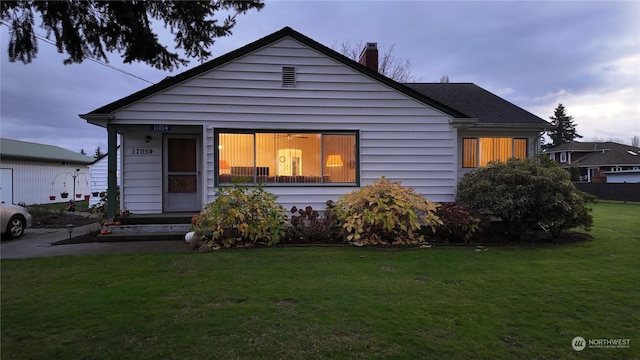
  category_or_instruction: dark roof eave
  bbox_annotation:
[79,114,113,128]
[80,27,469,119]
[2,154,93,165]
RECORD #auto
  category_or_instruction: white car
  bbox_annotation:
[1,203,32,239]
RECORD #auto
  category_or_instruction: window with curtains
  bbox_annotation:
[216,131,358,185]
[462,137,528,168]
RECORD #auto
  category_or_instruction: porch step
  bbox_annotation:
[115,214,196,225]
[100,214,196,242]
[96,232,186,242]
[104,223,192,234]
[99,223,192,242]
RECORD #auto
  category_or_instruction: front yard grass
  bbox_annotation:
[1,201,639,359]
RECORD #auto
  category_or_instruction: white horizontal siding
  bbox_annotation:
[88,148,121,208]
[121,135,162,214]
[110,36,458,211]
[0,159,90,205]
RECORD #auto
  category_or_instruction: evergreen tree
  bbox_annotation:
[94,146,104,159]
[544,103,582,149]
[2,1,264,70]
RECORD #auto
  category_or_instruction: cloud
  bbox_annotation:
[0,0,638,151]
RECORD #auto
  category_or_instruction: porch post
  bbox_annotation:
[107,124,118,219]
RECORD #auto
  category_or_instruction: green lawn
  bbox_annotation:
[2,202,639,359]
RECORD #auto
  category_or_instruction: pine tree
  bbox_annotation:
[545,103,582,149]
[2,1,264,70]
[94,147,104,159]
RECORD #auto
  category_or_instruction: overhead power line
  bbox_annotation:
[1,21,155,84]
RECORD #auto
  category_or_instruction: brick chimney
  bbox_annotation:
[358,42,378,72]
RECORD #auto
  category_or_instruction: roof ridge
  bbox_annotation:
[80,26,470,119]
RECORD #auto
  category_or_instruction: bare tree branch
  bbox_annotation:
[334,40,420,82]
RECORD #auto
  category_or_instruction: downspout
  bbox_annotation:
[535,132,544,156]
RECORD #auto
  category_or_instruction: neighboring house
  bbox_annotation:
[88,146,121,208]
[544,142,640,183]
[0,138,95,205]
[80,27,550,216]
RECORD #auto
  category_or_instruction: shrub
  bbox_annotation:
[193,184,288,250]
[334,177,441,246]
[435,203,482,243]
[90,188,120,219]
[456,157,593,240]
[288,203,340,244]
[569,166,581,182]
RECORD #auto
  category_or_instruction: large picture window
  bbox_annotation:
[216,131,358,185]
[463,137,527,168]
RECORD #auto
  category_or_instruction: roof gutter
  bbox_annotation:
[0,154,93,165]
[450,118,479,128]
[79,113,114,128]
[463,122,553,130]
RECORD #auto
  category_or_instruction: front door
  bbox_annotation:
[163,135,201,212]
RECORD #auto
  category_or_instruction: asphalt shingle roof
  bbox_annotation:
[544,142,614,152]
[403,83,550,127]
[81,27,549,129]
[82,27,468,119]
[546,142,640,167]
[0,138,95,164]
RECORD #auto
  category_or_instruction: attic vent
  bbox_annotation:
[282,66,296,87]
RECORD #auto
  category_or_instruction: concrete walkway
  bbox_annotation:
[1,223,190,259]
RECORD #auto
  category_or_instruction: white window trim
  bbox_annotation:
[560,152,567,163]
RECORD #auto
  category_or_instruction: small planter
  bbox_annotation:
[84,195,91,201]
[49,195,56,201]
[76,193,82,199]
[92,192,100,197]
[60,192,69,199]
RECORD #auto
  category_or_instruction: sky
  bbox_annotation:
[1,0,639,154]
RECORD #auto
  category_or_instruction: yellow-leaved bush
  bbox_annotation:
[334,177,441,246]
[192,184,288,251]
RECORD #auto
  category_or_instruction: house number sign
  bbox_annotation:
[131,148,154,155]
[151,124,171,131]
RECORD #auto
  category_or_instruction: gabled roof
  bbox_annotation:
[547,142,640,167]
[81,26,469,119]
[544,142,613,153]
[404,83,550,127]
[0,138,95,164]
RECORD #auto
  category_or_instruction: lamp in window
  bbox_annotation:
[325,154,344,168]
[219,160,231,174]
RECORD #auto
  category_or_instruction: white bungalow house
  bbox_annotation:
[0,138,94,205]
[80,27,550,217]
